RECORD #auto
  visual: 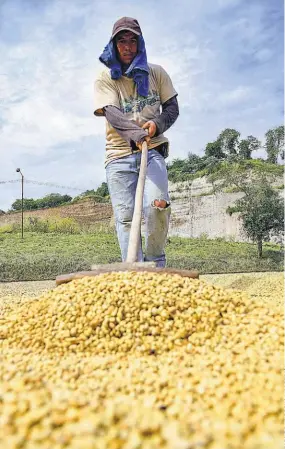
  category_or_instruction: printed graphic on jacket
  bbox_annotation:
[122,90,160,114]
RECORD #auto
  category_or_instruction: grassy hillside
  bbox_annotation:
[0,231,283,282]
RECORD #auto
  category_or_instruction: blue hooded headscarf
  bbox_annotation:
[99,33,149,97]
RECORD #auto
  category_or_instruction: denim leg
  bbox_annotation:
[143,150,171,267]
[106,155,143,262]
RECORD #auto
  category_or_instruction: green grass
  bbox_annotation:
[0,231,283,282]
[166,237,283,274]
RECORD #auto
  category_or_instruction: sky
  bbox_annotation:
[0,0,283,211]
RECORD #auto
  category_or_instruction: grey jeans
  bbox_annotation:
[106,149,171,267]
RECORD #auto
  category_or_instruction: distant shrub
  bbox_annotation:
[11,222,23,233]
[48,218,80,234]
[27,217,50,233]
[19,217,81,234]
[0,225,13,234]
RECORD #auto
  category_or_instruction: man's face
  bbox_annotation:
[115,31,138,65]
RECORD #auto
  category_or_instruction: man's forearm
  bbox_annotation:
[104,105,148,150]
[153,96,179,136]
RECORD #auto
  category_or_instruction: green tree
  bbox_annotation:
[11,194,72,211]
[80,183,109,199]
[205,141,225,159]
[11,198,37,211]
[227,181,284,257]
[184,153,208,173]
[37,194,72,208]
[166,126,283,183]
[167,154,211,182]
[167,158,188,182]
[218,128,241,156]
[265,126,285,163]
[95,182,109,198]
[239,135,260,159]
[74,189,97,200]
[73,183,110,203]
[185,153,201,169]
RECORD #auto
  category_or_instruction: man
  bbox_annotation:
[94,17,179,267]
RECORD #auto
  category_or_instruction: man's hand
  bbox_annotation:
[142,120,157,138]
[136,135,150,151]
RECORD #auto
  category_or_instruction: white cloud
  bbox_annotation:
[2,96,97,151]
[218,86,254,106]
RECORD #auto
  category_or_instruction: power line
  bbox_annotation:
[24,180,84,191]
[0,180,20,184]
[0,179,88,191]
[0,178,108,201]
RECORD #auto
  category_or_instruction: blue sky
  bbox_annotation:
[0,0,283,211]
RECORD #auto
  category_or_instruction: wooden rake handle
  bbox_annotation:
[126,139,148,263]
[56,267,199,286]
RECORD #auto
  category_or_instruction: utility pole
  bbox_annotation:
[16,168,24,239]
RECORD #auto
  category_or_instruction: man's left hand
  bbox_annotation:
[142,121,157,138]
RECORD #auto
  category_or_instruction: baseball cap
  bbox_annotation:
[111,17,142,40]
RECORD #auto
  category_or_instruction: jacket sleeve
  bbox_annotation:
[152,95,179,137]
[103,106,148,150]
